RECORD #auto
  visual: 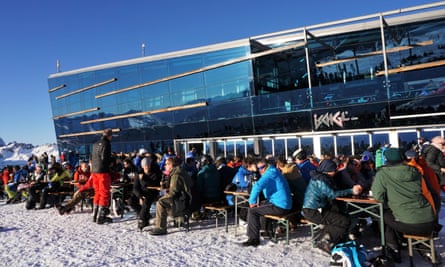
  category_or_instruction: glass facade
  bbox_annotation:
[48,3,445,159]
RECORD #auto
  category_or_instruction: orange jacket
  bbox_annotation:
[406,158,440,216]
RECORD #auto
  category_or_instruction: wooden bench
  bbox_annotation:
[403,234,439,267]
[264,212,301,245]
[203,204,231,233]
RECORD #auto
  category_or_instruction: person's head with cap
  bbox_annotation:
[383,147,405,164]
[405,150,418,160]
[186,151,195,159]
[292,148,307,161]
[360,154,370,162]
[103,128,113,139]
[139,148,148,156]
[317,159,337,176]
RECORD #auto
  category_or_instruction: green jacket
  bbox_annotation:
[371,163,435,224]
[50,170,71,186]
[168,166,192,217]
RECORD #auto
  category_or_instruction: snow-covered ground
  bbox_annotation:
[0,198,443,267]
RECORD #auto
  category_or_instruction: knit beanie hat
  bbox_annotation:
[317,159,337,173]
[384,148,405,163]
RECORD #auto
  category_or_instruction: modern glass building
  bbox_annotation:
[48,2,445,160]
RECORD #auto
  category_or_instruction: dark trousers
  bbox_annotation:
[247,202,289,240]
[40,182,61,209]
[303,208,350,244]
[383,209,436,250]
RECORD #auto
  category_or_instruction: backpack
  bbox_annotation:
[375,148,383,169]
[330,240,367,267]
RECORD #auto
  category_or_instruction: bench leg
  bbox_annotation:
[429,237,436,265]
[407,236,438,267]
[310,223,323,247]
[285,220,289,245]
[205,208,229,233]
[408,237,414,267]
[216,210,228,233]
[268,219,289,245]
[270,220,278,243]
[224,210,228,233]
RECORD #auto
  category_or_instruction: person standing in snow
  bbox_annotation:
[90,129,114,224]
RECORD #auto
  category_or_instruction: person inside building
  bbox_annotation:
[372,147,439,264]
[241,158,292,247]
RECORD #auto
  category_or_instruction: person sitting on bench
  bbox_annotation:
[241,157,292,247]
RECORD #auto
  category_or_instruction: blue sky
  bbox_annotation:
[0,0,437,145]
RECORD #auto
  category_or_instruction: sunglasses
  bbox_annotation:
[257,165,266,170]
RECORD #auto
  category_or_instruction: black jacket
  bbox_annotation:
[422,144,445,184]
[91,136,111,173]
[133,170,162,200]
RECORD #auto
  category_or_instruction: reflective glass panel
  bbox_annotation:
[398,131,418,151]
[337,135,352,156]
[320,136,335,157]
[308,27,383,86]
[274,139,285,157]
[286,138,299,158]
[372,133,390,148]
[353,134,371,156]
[261,139,273,156]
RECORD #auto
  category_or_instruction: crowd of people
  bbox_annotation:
[1,131,445,264]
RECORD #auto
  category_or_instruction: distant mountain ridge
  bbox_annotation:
[0,141,59,168]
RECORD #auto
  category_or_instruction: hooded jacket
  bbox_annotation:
[279,163,307,211]
[91,136,111,173]
[421,144,445,184]
[196,164,221,202]
[303,160,352,210]
[167,166,192,217]
[371,163,435,224]
[249,165,292,210]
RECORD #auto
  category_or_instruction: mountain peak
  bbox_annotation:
[0,142,58,168]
